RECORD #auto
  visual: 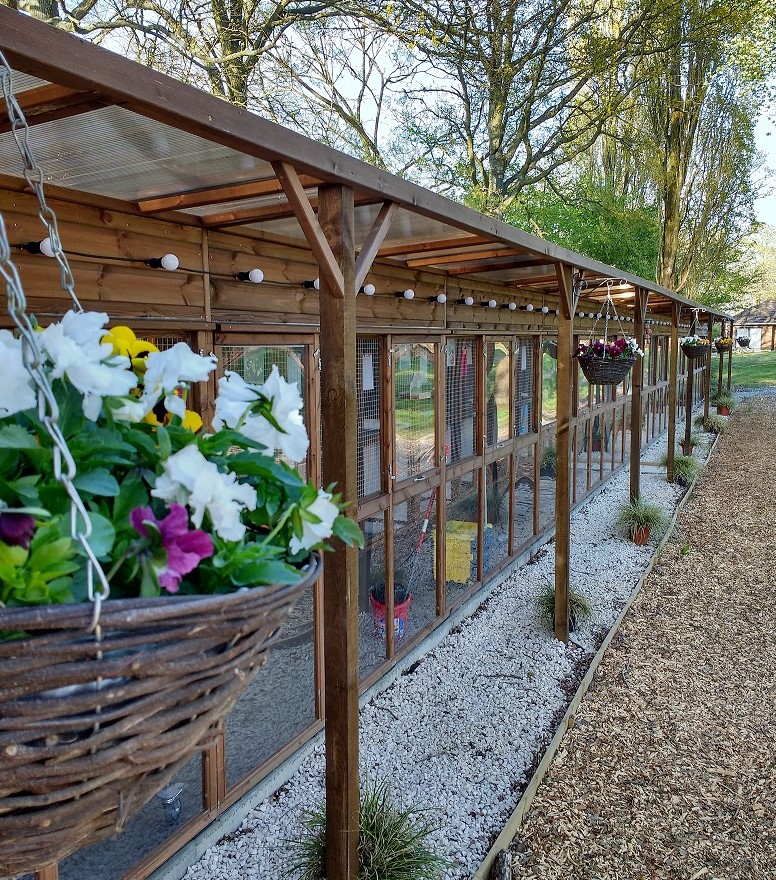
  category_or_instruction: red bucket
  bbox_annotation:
[370,591,412,642]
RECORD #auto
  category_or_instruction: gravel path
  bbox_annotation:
[510,395,776,880]
[183,418,716,880]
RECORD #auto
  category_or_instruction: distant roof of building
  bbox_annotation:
[734,300,776,325]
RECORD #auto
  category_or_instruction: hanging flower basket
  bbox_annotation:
[0,555,320,876]
[680,336,710,360]
[737,337,750,348]
[573,289,642,386]
[577,353,637,386]
[714,337,733,353]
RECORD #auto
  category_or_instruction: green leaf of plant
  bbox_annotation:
[74,468,121,497]
[332,516,365,548]
[0,424,38,449]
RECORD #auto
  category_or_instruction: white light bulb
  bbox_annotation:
[464,296,474,306]
[525,303,534,311]
[596,313,602,320]
[487,299,497,308]
[314,278,320,290]
[404,288,415,300]
[555,309,560,316]
[541,305,549,314]
[588,312,594,319]
[248,268,264,284]
[362,283,376,296]
[508,302,517,310]
[160,253,179,271]
[39,237,55,258]
[578,311,585,318]
[435,293,447,304]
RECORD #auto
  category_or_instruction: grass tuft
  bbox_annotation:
[536,584,591,632]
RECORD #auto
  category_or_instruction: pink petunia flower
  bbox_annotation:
[130,504,214,593]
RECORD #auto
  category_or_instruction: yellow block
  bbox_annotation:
[433,520,478,583]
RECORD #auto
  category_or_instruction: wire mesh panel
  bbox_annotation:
[485,342,510,448]
[513,446,534,550]
[393,490,437,639]
[444,471,479,609]
[541,338,558,425]
[357,513,389,678]
[514,337,535,436]
[220,344,308,480]
[224,584,315,788]
[357,338,381,498]
[538,435,556,528]
[394,342,436,480]
[484,457,510,577]
[58,754,203,880]
[446,338,477,463]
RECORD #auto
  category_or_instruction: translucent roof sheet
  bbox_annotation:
[0,104,275,202]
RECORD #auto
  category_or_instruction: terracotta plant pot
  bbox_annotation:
[681,444,694,456]
[632,526,650,545]
[718,405,730,416]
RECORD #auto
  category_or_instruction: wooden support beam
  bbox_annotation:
[137,174,321,213]
[272,161,345,297]
[509,273,564,287]
[703,317,712,422]
[202,720,226,810]
[629,289,648,502]
[202,193,382,228]
[0,83,110,133]
[684,316,696,451]
[354,200,398,290]
[727,321,733,392]
[405,246,527,267]
[377,234,491,257]
[666,305,679,483]
[318,184,359,880]
[446,257,555,277]
[554,263,575,643]
[36,865,58,880]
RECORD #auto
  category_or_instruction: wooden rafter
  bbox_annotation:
[272,161,344,298]
[0,83,110,133]
[406,246,525,267]
[202,194,384,229]
[354,200,398,290]
[446,257,557,277]
[137,174,322,213]
[377,234,491,257]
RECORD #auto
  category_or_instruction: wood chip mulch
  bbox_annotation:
[510,396,776,880]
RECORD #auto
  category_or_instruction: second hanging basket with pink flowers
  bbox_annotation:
[574,288,643,386]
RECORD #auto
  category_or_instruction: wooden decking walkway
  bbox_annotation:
[510,396,776,880]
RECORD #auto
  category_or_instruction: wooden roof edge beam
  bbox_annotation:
[137,173,323,213]
[355,200,398,291]
[0,83,111,133]
[377,234,492,257]
[272,160,344,298]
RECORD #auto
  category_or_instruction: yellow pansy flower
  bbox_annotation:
[102,326,159,373]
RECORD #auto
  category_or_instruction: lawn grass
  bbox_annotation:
[730,350,776,388]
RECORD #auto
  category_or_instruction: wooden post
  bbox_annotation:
[318,184,359,880]
[553,264,575,643]
[727,321,734,392]
[717,328,724,399]
[37,866,58,880]
[629,289,647,502]
[703,316,712,422]
[667,304,679,482]
[684,316,695,450]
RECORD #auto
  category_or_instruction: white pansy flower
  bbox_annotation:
[0,330,36,417]
[142,343,217,417]
[289,489,339,554]
[152,444,257,541]
[39,310,137,420]
[213,367,309,463]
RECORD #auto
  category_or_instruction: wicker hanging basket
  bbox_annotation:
[577,354,636,386]
[714,341,733,353]
[682,343,709,360]
[0,554,320,876]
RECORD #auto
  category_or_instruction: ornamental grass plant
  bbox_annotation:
[616,496,670,542]
[662,452,698,487]
[536,584,591,633]
[289,778,450,880]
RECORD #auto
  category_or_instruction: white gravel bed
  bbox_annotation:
[184,425,711,880]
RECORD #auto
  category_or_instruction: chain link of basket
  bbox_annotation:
[588,282,626,345]
[0,52,110,619]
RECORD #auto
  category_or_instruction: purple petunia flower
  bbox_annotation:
[130,504,214,593]
[0,512,36,549]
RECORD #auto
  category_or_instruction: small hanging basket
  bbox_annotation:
[682,343,709,360]
[0,555,320,876]
[577,354,637,386]
[714,341,733,353]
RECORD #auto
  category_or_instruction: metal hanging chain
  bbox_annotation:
[588,281,627,344]
[0,52,110,624]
